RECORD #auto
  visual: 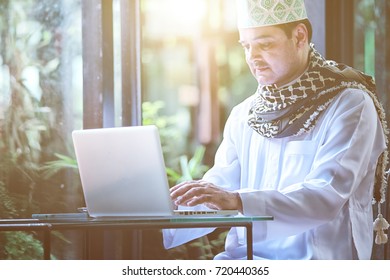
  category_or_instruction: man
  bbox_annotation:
[163,0,389,259]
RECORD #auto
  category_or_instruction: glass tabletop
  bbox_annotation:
[25,213,273,224]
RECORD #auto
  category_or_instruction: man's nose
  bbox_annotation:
[247,45,262,60]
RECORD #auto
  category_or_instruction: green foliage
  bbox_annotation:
[142,101,177,128]
[186,230,229,260]
[1,232,45,260]
[209,230,229,254]
[166,145,209,184]
[0,0,66,260]
[40,153,78,179]
[0,0,57,191]
[0,183,45,259]
[142,101,186,168]
[0,183,18,219]
[142,101,209,185]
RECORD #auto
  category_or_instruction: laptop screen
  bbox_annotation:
[72,125,174,217]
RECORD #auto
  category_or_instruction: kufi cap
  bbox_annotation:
[236,0,308,28]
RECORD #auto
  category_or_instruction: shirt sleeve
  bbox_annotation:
[202,106,242,190]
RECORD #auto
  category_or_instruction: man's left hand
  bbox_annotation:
[170,180,243,213]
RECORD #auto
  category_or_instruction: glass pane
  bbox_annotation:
[141,0,256,183]
[0,0,82,259]
[354,0,375,75]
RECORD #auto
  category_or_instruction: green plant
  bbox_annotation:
[0,182,46,259]
[0,0,68,259]
[166,145,209,185]
[142,101,187,168]
[142,101,210,185]
[40,153,78,179]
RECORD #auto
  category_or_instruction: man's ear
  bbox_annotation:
[294,23,308,47]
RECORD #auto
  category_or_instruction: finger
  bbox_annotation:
[170,180,205,199]
[169,180,198,193]
[179,190,239,210]
[175,187,212,206]
[184,193,214,207]
[170,184,195,200]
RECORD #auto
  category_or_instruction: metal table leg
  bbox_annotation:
[245,222,253,260]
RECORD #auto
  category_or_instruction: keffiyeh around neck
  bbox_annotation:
[248,44,378,138]
[248,44,389,241]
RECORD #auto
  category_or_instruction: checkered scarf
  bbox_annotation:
[248,44,389,219]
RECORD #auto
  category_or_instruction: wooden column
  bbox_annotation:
[120,0,142,126]
[373,0,390,260]
[81,0,115,259]
[82,0,114,129]
[325,0,354,65]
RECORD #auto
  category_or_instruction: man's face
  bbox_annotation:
[238,25,307,87]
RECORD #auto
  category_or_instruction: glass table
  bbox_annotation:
[0,214,273,260]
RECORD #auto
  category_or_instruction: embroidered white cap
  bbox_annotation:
[236,0,308,28]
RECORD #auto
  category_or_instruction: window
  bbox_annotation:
[1,0,389,260]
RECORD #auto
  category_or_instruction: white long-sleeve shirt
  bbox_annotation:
[163,88,386,260]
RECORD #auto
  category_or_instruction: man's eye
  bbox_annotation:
[259,42,272,50]
[240,42,272,52]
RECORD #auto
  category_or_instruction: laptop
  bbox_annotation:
[71,125,238,218]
